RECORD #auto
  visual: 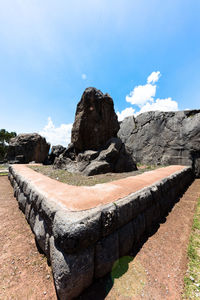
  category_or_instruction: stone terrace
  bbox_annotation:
[11,164,186,210]
[8,164,194,299]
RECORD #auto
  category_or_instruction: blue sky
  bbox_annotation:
[0,0,200,146]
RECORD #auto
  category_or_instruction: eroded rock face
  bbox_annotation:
[54,138,137,175]
[71,87,120,152]
[47,145,66,164]
[54,87,137,175]
[118,110,200,177]
[7,133,50,163]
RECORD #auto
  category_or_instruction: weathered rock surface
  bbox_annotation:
[7,133,50,163]
[118,110,200,177]
[54,87,137,175]
[54,137,137,175]
[47,145,66,164]
[71,87,119,152]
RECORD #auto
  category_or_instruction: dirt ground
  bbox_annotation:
[0,176,199,300]
[0,176,57,300]
[80,179,200,300]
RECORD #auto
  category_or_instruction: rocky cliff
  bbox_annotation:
[118,110,200,177]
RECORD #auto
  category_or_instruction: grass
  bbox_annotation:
[0,172,8,176]
[0,164,8,176]
[183,197,200,299]
[29,164,159,186]
[109,257,147,297]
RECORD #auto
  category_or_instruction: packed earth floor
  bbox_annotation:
[0,175,200,300]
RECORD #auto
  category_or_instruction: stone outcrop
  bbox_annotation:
[71,87,120,152]
[118,110,200,177]
[47,145,66,164]
[54,87,137,175]
[55,137,136,175]
[7,133,50,163]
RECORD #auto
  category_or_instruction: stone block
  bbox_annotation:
[29,207,37,230]
[132,213,146,242]
[95,231,119,278]
[116,193,140,228]
[118,222,135,257]
[53,209,101,254]
[25,201,31,221]
[33,214,49,255]
[50,237,94,300]
[14,185,20,199]
[101,203,118,237]
[13,183,18,197]
[17,192,27,213]
[144,204,158,233]
[39,197,61,231]
[23,182,32,197]
[137,187,153,213]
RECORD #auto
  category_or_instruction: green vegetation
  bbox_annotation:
[0,129,16,160]
[0,163,8,175]
[29,164,159,186]
[0,172,8,176]
[183,198,200,299]
[108,257,146,297]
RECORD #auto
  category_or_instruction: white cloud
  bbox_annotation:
[118,71,179,120]
[117,107,135,121]
[81,73,87,80]
[147,71,161,84]
[39,117,72,147]
[136,97,178,116]
[126,71,161,106]
[126,83,156,106]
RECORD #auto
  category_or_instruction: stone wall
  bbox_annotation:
[8,166,194,299]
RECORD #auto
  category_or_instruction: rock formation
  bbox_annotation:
[55,137,136,175]
[7,133,50,164]
[71,87,120,152]
[118,110,200,177]
[54,87,137,175]
[47,145,66,164]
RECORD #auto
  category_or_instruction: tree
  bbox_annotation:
[0,129,17,161]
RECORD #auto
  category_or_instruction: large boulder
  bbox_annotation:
[7,133,50,163]
[54,87,137,175]
[118,110,200,177]
[54,138,137,175]
[82,138,137,175]
[71,87,120,152]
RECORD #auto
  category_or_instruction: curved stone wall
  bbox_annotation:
[8,165,194,299]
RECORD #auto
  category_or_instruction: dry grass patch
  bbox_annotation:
[29,164,159,186]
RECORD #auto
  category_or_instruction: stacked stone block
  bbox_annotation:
[8,166,194,299]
